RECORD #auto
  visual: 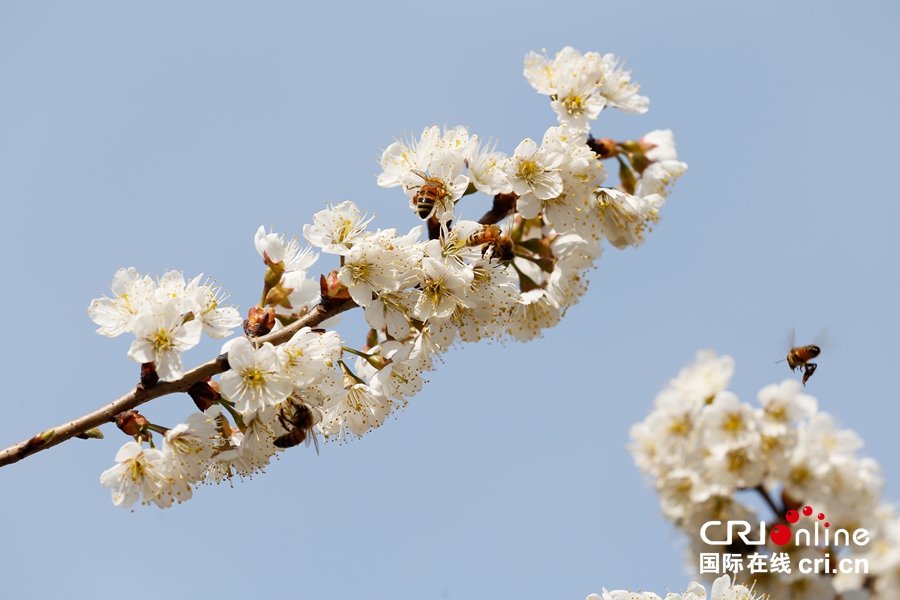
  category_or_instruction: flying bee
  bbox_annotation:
[465,224,516,263]
[777,329,825,386]
[274,402,319,454]
[407,170,449,220]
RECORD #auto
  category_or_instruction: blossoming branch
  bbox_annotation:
[0,49,688,517]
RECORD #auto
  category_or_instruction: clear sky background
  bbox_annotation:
[1,2,897,598]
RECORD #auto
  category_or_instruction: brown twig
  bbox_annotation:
[0,298,357,469]
[755,484,784,521]
[478,193,517,225]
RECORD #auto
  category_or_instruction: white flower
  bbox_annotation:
[413,258,467,322]
[126,299,203,382]
[697,392,759,452]
[338,242,394,307]
[369,341,423,402]
[756,379,817,436]
[365,289,414,339]
[184,274,242,339]
[598,53,649,114]
[506,288,561,342]
[254,226,318,271]
[464,136,512,195]
[666,350,735,409]
[302,202,374,255]
[593,188,664,249]
[504,138,564,214]
[410,322,457,371]
[320,377,393,441]
[424,219,483,286]
[274,269,320,317]
[377,128,438,189]
[634,160,688,198]
[278,327,342,389]
[219,337,293,421]
[523,47,608,131]
[399,150,469,222]
[550,57,606,131]
[640,129,678,162]
[703,439,766,490]
[100,442,171,508]
[88,267,156,337]
[162,412,218,484]
[590,575,761,600]
[207,417,278,478]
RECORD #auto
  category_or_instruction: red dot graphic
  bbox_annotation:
[785,510,800,524]
[802,506,813,516]
[770,525,792,546]
[818,513,825,520]
[825,523,830,528]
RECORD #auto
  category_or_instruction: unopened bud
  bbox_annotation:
[366,354,391,370]
[265,260,285,284]
[588,137,618,159]
[116,410,150,441]
[23,429,55,453]
[629,152,651,175]
[244,305,276,337]
[320,271,351,301]
[618,139,642,153]
[75,427,104,440]
[618,162,637,195]
[140,362,159,387]
[188,379,220,412]
[264,283,292,309]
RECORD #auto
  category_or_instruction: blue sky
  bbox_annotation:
[1,2,897,598]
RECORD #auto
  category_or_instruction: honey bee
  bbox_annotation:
[465,224,516,263]
[407,170,449,220]
[777,330,825,386]
[274,403,319,454]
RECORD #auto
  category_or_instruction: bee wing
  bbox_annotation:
[775,327,795,363]
[812,327,830,352]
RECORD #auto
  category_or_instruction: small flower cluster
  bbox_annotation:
[99,413,219,508]
[590,574,764,600]
[88,269,242,381]
[630,351,900,599]
[90,47,688,509]
[524,47,649,131]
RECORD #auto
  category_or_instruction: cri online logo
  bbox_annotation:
[700,505,870,548]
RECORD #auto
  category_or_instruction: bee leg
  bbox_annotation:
[801,363,817,386]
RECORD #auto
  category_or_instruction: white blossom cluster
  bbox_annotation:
[630,351,900,599]
[91,47,689,510]
[590,574,764,600]
[88,269,242,381]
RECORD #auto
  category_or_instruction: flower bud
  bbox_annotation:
[366,354,391,370]
[75,427,104,440]
[588,137,618,159]
[23,429,55,453]
[264,283,292,309]
[619,161,637,195]
[140,362,159,387]
[320,270,351,300]
[116,410,150,441]
[188,379,220,412]
[244,306,276,337]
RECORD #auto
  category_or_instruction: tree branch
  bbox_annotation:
[478,193,517,225]
[0,297,357,469]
